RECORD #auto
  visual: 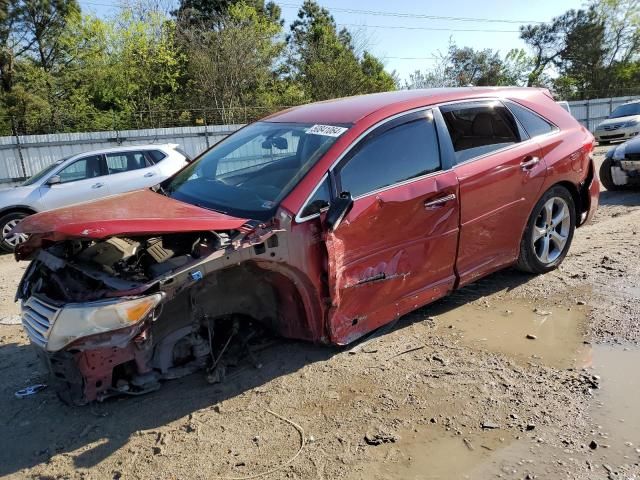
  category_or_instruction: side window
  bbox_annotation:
[148,150,167,164]
[338,116,441,198]
[57,155,104,183]
[440,103,521,163]
[300,176,331,218]
[506,102,556,138]
[105,151,149,174]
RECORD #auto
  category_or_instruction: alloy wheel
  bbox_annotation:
[532,197,571,265]
[2,219,28,248]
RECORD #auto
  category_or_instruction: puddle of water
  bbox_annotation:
[432,299,589,368]
[588,345,640,464]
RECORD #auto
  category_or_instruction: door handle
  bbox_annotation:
[424,193,456,208]
[520,156,540,170]
[144,172,155,177]
[92,182,104,189]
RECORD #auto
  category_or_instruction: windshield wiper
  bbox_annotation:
[194,203,228,215]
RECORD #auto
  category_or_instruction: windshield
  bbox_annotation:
[165,121,349,220]
[609,103,640,119]
[22,159,67,186]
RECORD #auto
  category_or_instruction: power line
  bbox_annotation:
[338,23,520,33]
[80,0,545,25]
[278,3,545,24]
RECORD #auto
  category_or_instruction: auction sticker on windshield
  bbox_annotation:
[306,124,348,137]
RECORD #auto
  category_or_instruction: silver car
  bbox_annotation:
[0,144,190,252]
[594,100,640,144]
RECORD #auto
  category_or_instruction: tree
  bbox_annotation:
[405,44,530,90]
[288,0,395,101]
[180,2,286,123]
[174,0,282,28]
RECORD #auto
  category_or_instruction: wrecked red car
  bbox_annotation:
[13,88,599,404]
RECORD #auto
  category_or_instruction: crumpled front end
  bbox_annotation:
[16,219,311,405]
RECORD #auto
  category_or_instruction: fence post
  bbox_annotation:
[112,111,121,145]
[585,100,591,131]
[10,117,27,178]
[609,97,613,116]
[203,110,210,149]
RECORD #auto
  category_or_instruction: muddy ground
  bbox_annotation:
[1,146,640,479]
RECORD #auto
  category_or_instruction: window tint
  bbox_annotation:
[58,155,104,183]
[148,150,167,163]
[300,176,331,218]
[339,117,440,198]
[507,102,555,138]
[440,103,521,163]
[105,151,149,174]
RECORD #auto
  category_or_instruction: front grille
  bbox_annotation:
[22,297,59,348]
[600,133,625,140]
[604,124,623,131]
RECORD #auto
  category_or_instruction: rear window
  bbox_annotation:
[440,102,521,163]
[148,150,167,163]
[507,102,555,138]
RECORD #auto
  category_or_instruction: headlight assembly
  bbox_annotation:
[46,293,163,351]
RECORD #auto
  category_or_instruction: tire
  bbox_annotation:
[0,211,30,253]
[599,157,622,191]
[516,186,576,274]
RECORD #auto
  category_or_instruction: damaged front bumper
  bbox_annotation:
[22,293,161,404]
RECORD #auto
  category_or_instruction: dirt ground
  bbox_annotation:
[2,145,640,480]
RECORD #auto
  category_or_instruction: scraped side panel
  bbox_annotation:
[325,172,460,344]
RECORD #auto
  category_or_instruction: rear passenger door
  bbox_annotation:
[324,110,460,343]
[439,101,547,286]
[104,150,160,193]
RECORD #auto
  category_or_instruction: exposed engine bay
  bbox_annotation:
[16,224,304,405]
[19,231,233,303]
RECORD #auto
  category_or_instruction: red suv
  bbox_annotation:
[13,88,599,404]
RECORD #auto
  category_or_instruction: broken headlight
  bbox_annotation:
[46,293,163,352]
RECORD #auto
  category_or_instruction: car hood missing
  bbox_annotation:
[13,189,249,244]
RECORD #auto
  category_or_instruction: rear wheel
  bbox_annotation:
[0,212,30,253]
[516,186,576,274]
[599,157,623,191]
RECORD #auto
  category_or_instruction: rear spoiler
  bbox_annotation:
[168,144,193,162]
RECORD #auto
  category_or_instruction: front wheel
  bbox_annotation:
[516,186,576,274]
[0,212,30,253]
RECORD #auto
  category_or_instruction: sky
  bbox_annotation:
[79,0,585,81]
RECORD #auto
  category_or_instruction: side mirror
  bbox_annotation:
[325,192,353,231]
[46,175,61,186]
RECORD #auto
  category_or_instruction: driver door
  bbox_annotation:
[324,110,460,344]
[39,154,112,210]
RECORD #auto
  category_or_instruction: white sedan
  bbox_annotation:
[0,144,191,252]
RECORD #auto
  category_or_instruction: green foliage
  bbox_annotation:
[0,0,396,135]
[405,45,531,89]
[520,0,640,98]
[288,0,396,101]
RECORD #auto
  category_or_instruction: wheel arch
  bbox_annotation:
[0,205,38,218]
[159,261,325,344]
